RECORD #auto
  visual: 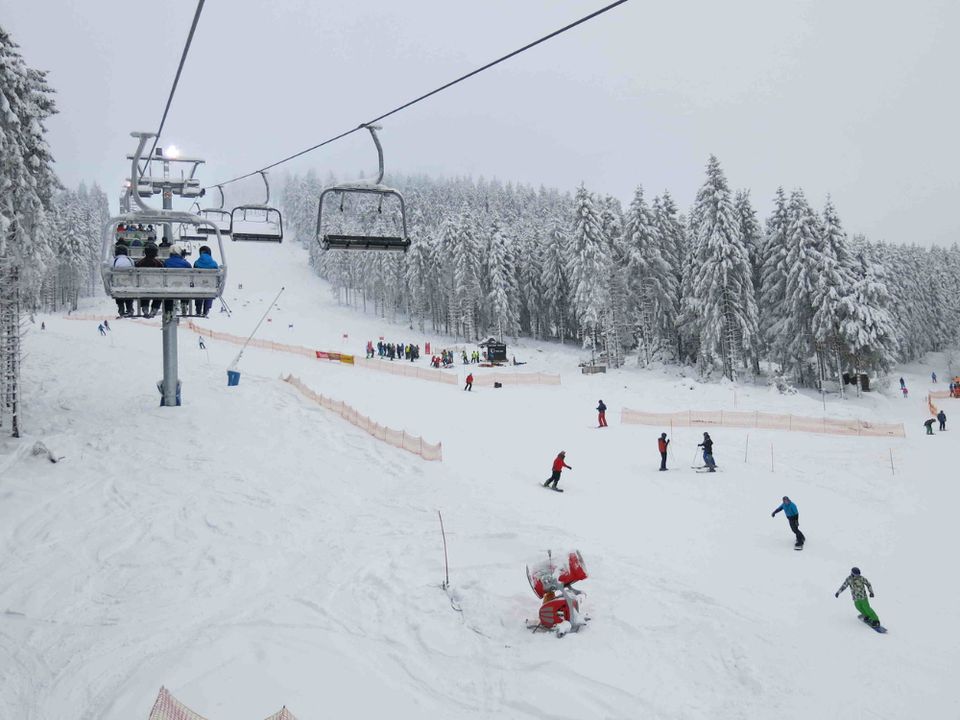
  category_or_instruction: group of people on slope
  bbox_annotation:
[112,241,219,318]
[368,340,420,362]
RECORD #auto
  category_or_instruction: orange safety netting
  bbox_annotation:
[147,687,300,720]
[283,375,443,461]
[470,371,561,386]
[148,687,209,720]
[353,357,457,384]
[620,408,905,438]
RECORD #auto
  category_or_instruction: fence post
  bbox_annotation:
[744,433,749,463]
[789,415,792,431]
[889,448,895,476]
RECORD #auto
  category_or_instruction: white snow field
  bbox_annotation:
[2,239,958,720]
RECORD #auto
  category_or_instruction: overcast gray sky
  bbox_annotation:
[4,0,959,246]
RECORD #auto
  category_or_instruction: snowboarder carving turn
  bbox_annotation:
[836,567,884,632]
[544,451,571,491]
[771,496,805,549]
[697,432,717,471]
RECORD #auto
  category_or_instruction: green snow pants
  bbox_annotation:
[854,598,879,624]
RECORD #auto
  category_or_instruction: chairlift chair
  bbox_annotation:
[102,130,227,317]
[230,171,283,242]
[197,185,232,238]
[102,211,227,308]
[178,203,207,243]
[316,125,410,252]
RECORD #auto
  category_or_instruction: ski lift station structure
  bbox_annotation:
[230,171,283,243]
[317,125,410,252]
[101,131,227,407]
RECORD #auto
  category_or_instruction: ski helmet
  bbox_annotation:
[851,567,861,575]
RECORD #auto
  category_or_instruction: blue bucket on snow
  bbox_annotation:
[227,370,241,387]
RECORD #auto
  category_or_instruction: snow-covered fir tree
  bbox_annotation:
[0,25,59,436]
[567,184,611,359]
[682,156,759,380]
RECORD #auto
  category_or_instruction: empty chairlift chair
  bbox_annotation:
[230,171,283,242]
[316,124,410,252]
[197,185,232,239]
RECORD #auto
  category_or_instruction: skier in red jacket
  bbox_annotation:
[544,451,572,490]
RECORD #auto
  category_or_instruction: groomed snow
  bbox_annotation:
[1,240,957,719]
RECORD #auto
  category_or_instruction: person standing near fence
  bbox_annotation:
[771,496,805,548]
[938,409,947,431]
[658,433,669,471]
[932,371,937,383]
[698,432,717,471]
[464,373,474,391]
[597,400,608,428]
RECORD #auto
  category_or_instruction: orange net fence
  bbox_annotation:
[148,687,298,720]
[282,375,443,461]
[354,357,457,385]
[470,371,561,386]
[620,408,905,438]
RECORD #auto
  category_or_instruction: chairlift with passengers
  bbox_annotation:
[316,125,410,252]
[101,131,227,313]
[230,171,283,242]
[197,185,232,238]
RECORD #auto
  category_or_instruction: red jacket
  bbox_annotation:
[466,374,474,383]
[658,438,668,453]
[552,455,570,472]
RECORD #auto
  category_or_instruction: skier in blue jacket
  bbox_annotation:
[771,495,805,548]
[192,246,219,316]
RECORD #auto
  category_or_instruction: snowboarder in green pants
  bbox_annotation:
[835,567,881,627]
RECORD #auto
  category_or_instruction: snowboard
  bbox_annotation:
[858,614,887,633]
[541,484,564,492]
[794,544,803,551]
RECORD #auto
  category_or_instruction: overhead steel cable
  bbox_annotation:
[140,0,207,178]
[205,0,629,189]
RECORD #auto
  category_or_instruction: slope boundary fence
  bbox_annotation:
[470,371,561,386]
[149,685,298,720]
[620,408,905,438]
[282,374,443,461]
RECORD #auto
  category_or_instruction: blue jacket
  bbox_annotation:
[194,253,219,269]
[164,255,191,268]
[773,501,798,517]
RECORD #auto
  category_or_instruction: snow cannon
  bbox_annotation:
[525,550,589,635]
[526,550,587,599]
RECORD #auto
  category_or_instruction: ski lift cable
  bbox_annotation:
[204,0,629,190]
[140,0,207,179]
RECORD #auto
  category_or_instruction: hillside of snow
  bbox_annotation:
[2,239,957,719]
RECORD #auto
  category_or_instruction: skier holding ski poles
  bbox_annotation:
[697,432,717,472]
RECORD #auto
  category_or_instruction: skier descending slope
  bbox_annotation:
[697,432,717,471]
[544,451,572,491]
[596,399,608,427]
[836,567,885,632]
[771,495,805,549]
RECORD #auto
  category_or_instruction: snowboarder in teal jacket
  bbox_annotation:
[771,496,805,547]
[835,567,880,627]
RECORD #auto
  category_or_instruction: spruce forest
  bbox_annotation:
[282,156,959,390]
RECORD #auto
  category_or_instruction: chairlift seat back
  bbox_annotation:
[106,267,223,299]
[316,184,410,253]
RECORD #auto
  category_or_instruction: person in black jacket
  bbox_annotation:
[698,432,717,471]
[597,400,607,427]
[937,409,947,431]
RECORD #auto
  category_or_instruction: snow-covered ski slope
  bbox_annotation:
[2,240,957,719]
